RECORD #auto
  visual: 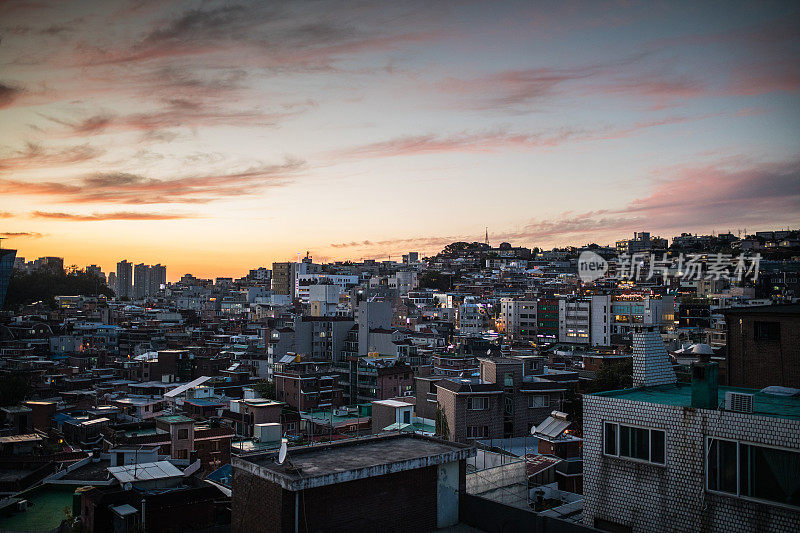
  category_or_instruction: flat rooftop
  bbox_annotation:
[233,434,474,491]
[591,383,800,421]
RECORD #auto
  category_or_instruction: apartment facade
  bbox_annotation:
[583,326,800,532]
[436,357,566,444]
[499,298,538,341]
[722,304,800,389]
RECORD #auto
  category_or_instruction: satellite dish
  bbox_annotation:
[277,438,288,465]
[123,482,132,491]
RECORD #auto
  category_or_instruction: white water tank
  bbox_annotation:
[254,423,282,443]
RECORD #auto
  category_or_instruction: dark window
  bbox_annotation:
[604,422,617,456]
[651,430,666,464]
[607,423,665,465]
[708,438,738,494]
[754,321,780,342]
[177,428,189,440]
[709,438,800,508]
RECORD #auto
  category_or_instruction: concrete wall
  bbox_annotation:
[466,459,527,495]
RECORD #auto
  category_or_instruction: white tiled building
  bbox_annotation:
[583,326,800,532]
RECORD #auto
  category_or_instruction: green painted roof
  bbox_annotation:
[591,383,800,421]
[157,414,194,424]
[0,485,74,532]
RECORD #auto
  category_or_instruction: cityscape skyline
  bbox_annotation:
[1,0,799,278]
[8,224,794,282]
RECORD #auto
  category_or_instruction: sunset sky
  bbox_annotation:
[1,1,798,279]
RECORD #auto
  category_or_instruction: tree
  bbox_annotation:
[3,269,113,310]
[435,404,450,440]
[251,380,276,399]
[418,271,452,292]
[0,375,31,406]
[563,386,583,431]
[588,359,633,393]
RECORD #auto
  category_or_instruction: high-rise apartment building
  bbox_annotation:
[33,256,64,272]
[0,248,17,307]
[86,265,105,282]
[149,264,167,295]
[130,263,167,299]
[116,260,133,298]
[271,262,293,295]
[133,263,148,299]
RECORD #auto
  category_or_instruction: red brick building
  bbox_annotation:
[722,303,800,389]
[436,357,567,444]
[274,360,344,411]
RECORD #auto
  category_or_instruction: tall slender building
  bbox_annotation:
[0,248,17,307]
[149,264,167,295]
[116,260,132,299]
[133,263,148,299]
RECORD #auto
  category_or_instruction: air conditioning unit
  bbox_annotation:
[725,391,754,414]
[16,500,28,511]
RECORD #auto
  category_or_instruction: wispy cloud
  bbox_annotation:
[0,231,43,238]
[328,156,800,252]
[336,116,704,159]
[503,156,800,244]
[0,158,305,204]
[31,211,196,221]
[0,142,102,171]
[70,3,440,73]
[0,82,25,109]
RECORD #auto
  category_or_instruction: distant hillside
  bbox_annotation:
[3,269,114,310]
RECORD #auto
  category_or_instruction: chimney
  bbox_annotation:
[632,326,677,387]
[690,346,718,409]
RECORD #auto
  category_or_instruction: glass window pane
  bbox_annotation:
[748,444,800,506]
[604,423,617,455]
[709,439,738,494]
[633,427,649,461]
[620,425,631,457]
[651,430,665,464]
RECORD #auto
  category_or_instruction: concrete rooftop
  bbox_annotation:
[233,434,474,491]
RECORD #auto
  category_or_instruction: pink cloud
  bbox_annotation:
[31,211,196,221]
[0,158,305,204]
[336,115,704,159]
